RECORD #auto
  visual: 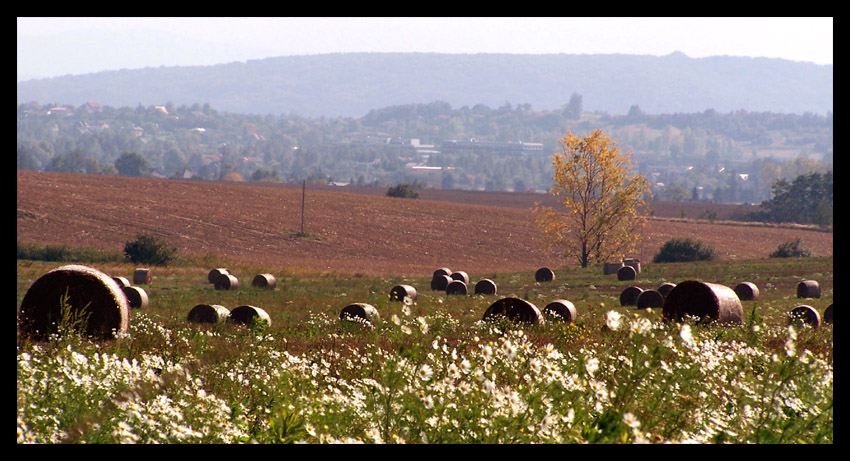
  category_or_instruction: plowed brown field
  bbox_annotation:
[17,170,833,277]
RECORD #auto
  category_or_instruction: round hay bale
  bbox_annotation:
[603,261,625,275]
[662,280,743,325]
[789,305,821,328]
[623,258,641,274]
[620,286,644,306]
[636,290,665,309]
[187,304,231,324]
[433,267,452,278]
[18,264,130,340]
[734,282,760,301]
[446,280,468,295]
[535,267,555,282]
[390,284,417,302]
[133,268,152,285]
[431,274,452,291]
[229,305,271,327]
[482,297,544,325]
[543,299,577,323]
[450,271,470,285]
[208,268,230,284]
[657,282,676,298]
[340,303,380,323]
[823,304,833,325]
[214,274,239,291]
[474,279,498,295]
[252,273,277,290]
[112,276,131,288]
[617,265,637,281]
[122,286,149,309]
[797,280,821,299]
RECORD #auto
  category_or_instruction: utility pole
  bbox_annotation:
[301,179,306,235]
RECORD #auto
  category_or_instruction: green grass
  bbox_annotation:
[17,255,833,444]
[17,241,125,264]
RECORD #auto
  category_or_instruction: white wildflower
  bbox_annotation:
[679,323,695,346]
[606,310,623,330]
[623,412,641,429]
[418,364,433,381]
[629,317,652,336]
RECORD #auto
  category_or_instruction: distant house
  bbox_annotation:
[82,101,102,112]
[153,105,168,115]
[46,106,72,116]
[172,169,196,180]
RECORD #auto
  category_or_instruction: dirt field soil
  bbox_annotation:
[17,171,833,277]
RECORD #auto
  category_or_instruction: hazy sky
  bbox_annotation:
[17,17,833,79]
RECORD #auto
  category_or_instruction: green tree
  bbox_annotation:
[114,152,150,177]
[123,234,177,266]
[769,238,812,258]
[386,183,420,199]
[653,238,718,263]
[760,171,832,226]
[533,130,651,268]
[563,93,583,120]
[663,185,690,202]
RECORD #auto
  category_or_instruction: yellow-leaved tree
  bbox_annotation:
[533,129,651,268]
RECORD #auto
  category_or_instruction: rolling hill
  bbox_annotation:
[16,52,833,117]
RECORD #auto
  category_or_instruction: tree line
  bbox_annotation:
[17,99,832,210]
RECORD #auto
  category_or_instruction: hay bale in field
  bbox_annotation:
[252,273,277,290]
[797,280,821,299]
[543,299,577,323]
[446,280,468,295]
[18,264,130,340]
[483,297,544,325]
[617,265,637,281]
[431,274,452,291]
[657,282,676,298]
[535,267,555,282]
[433,268,452,279]
[187,304,231,324]
[636,290,664,309]
[214,274,239,291]
[823,304,833,324]
[603,261,625,275]
[123,286,149,309]
[450,271,470,285]
[133,268,152,285]
[390,284,417,302]
[340,303,380,323]
[208,268,230,284]
[229,305,271,327]
[620,286,644,306]
[623,258,641,274]
[734,282,760,301]
[789,305,821,328]
[662,280,743,325]
[112,276,131,288]
[474,279,498,295]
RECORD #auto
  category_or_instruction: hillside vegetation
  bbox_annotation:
[16,52,833,117]
[17,99,833,205]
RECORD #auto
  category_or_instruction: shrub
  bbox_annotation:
[769,238,813,258]
[386,183,420,199]
[123,234,178,266]
[652,238,718,263]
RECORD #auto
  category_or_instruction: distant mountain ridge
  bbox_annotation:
[16,52,833,118]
